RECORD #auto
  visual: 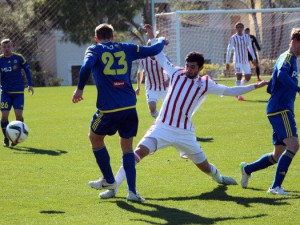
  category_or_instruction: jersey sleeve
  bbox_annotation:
[150,38,181,78]
[77,47,98,90]
[247,35,256,60]
[127,39,165,61]
[206,76,227,95]
[20,55,33,86]
[226,37,234,64]
[277,58,300,92]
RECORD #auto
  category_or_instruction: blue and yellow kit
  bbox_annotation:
[0,53,33,93]
[77,40,165,112]
[267,51,300,115]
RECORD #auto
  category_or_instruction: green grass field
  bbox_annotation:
[1,78,300,225]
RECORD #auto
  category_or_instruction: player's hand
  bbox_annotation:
[135,88,140,95]
[144,24,155,39]
[72,88,84,103]
[157,36,169,46]
[226,64,230,70]
[28,86,34,95]
[254,80,269,89]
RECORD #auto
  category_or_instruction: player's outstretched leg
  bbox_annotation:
[209,163,237,185]
[198,161,237,185]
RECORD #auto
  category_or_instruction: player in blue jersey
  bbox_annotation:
[72,23,166,202]
[240,28,300,195]
[0,39,34,147]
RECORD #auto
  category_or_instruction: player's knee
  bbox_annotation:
[135,145,150,159]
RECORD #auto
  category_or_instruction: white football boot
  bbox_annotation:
[221,176,238,185]
[240,162,251,188]
[88,178,116,190]
[99,190,116,199]
[126,191,145,202]
[267,186,289,195]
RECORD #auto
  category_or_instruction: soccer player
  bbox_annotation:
[136,41,169,118]
[0,39,34,147]
[226,22,257,101]
[72,23,166,202]
[96,24,268,200]
[240,28,300,195]
[245,28,262,81]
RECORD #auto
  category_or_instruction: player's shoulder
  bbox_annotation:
[278,51,294,68]
[12,52,26,62]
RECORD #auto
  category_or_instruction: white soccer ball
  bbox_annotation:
[6,121,29,144]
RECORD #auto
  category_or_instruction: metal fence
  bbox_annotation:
[0,0,299,86]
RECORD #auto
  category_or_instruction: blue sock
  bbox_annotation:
[123,152,136,194]
[245,153,277,175]
[271,150,295,188]
[1,120,9,138]
[93,147,115,184]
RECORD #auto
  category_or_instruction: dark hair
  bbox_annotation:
[95,23,114,40]
[245,28,250,32]
[235,22,244,28]
[291,28,300,41]
[185,52,204,67]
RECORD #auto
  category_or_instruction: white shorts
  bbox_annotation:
[138,123,207,164]
[146,89,168,103]
[234,63,251,75]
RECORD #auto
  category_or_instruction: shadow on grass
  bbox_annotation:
[196,137,214,142]
[244,100,268,103]
[147,185,300,208]
[9,146,68,156]
[115,200,266,225]
[40,210,65,214]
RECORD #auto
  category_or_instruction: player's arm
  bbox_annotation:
[226,38,234,70]
[21,57,34,95]
[253,35,261,51]
[206,76,268,96]
[247,36,257,63]
[72,50,97,103]
[136,60,144,95]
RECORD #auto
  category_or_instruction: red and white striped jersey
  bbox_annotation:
[226,33,256,64]
[153,51,227,131]
[138,57,168,91]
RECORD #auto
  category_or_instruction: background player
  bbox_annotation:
[0,39,34,147]
[226,22,257,101]
[97,24,268,200]
[72,23,166,202]
[136,39,169,118]
[245,28,262,81]
[240,28,300,195]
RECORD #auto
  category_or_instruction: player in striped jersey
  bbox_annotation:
[0,39,34,147]
[136,41,169,118]
[240,28,300,195]
[72,23,166,202]
[98,24,268,200]
[226,22,257,101]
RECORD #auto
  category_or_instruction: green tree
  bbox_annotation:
[33,0,149,45]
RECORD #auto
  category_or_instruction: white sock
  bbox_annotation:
[208,163,223,184]
[241,79,248,86]
[114,152,141,192]
[235,80,241,86]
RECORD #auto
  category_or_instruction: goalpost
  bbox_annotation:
[155,8,300,77]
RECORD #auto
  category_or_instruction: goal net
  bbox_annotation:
[155,8,300,77]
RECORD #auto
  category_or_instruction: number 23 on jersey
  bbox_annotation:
[101,51,128,75]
